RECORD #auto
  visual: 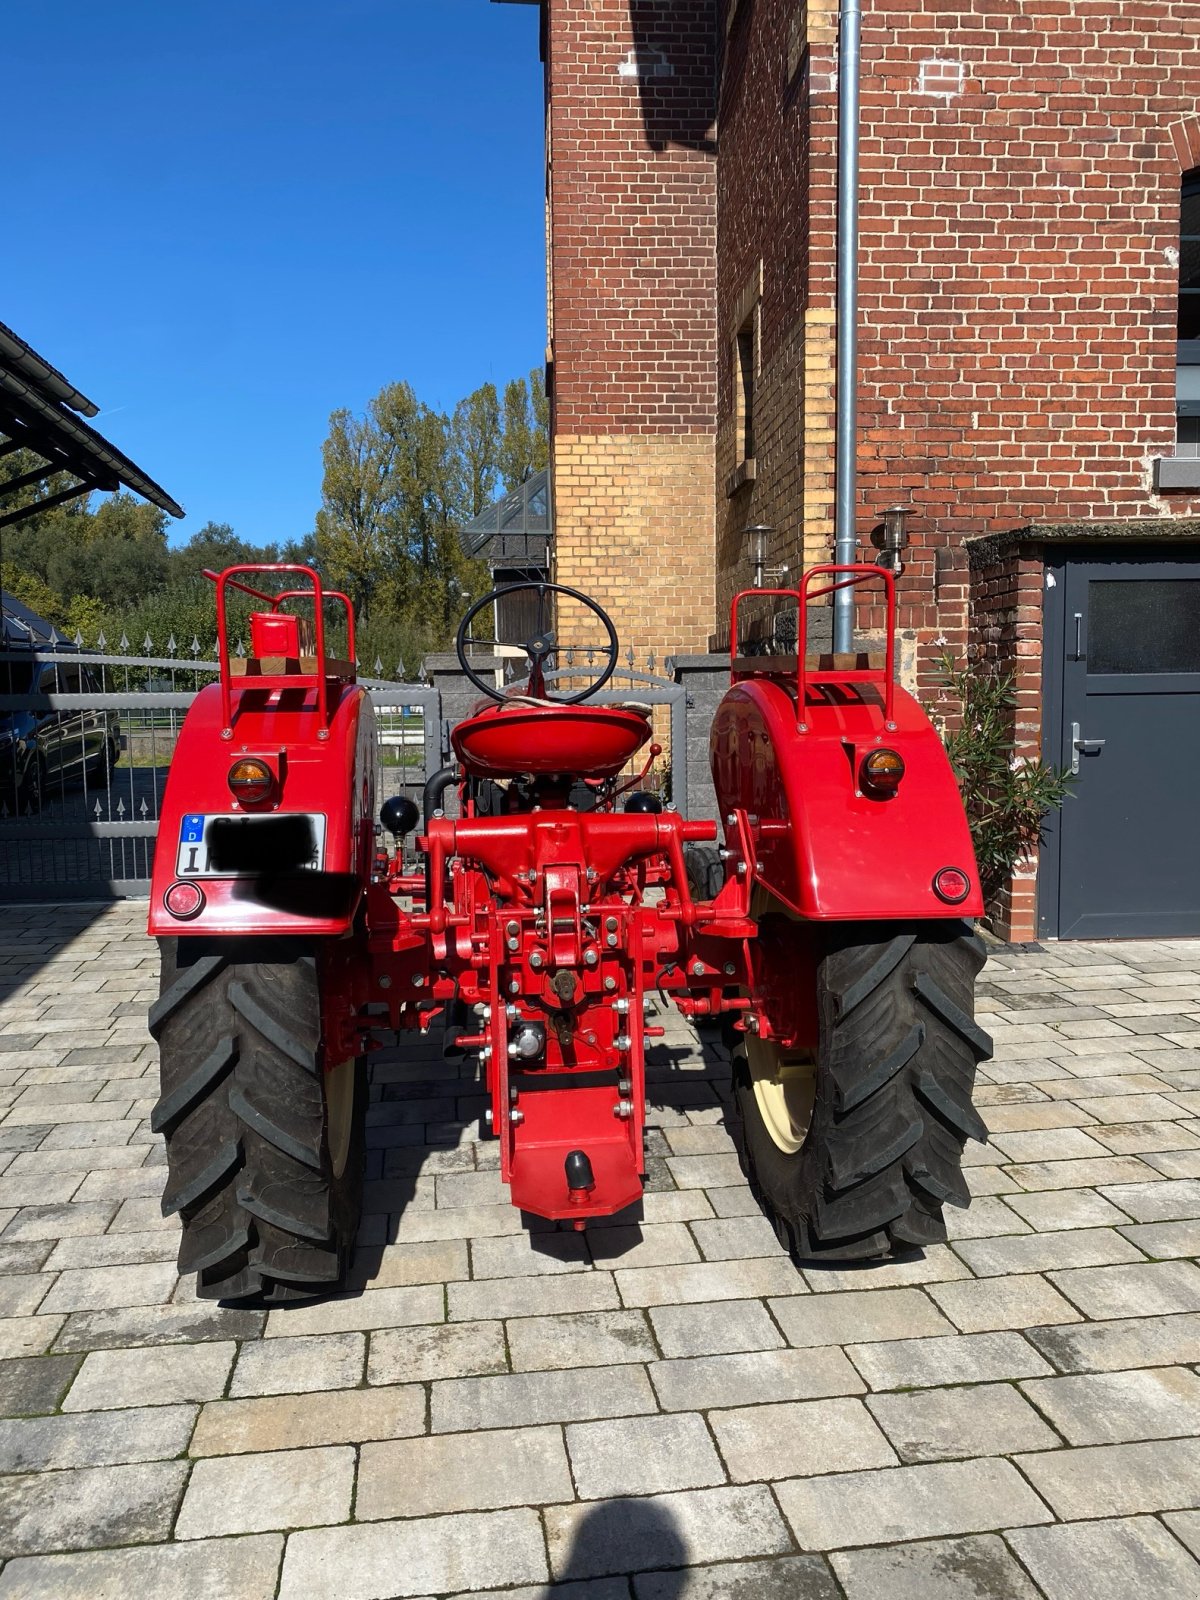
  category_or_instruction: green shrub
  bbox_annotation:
[933,652,1072,901]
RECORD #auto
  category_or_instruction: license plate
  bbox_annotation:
[176,813,327,878]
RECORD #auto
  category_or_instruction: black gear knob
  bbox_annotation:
[380,795,420,837]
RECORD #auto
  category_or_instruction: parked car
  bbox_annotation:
[0,656,121,814]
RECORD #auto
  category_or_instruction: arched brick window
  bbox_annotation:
[1180,169,1200,454]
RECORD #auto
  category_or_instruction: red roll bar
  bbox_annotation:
[729,563,897,728]
[205,564,356,739]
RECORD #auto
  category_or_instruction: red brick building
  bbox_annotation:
[507,0,1200,942]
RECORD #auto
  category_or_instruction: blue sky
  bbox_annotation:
[5,0,545,547]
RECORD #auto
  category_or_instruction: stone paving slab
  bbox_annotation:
[5,905,1200,1593]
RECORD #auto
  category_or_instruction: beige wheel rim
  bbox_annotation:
[326,1058,357,1179]
[747,1032,817,1155]
[746,884,816,1155]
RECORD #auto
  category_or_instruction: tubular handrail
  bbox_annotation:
[729,589,800,686]
[205,564,354,738]
[729,564,896,728]
[798,564,895,727]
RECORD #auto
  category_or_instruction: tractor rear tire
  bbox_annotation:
[731,920,991,1261]
[149,938,366,1304]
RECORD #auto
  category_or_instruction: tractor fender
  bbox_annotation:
[710,676,984,920]
[148,680,376,938]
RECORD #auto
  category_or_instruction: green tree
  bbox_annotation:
[315,385,421,619]
[169,522,277,584]
[452,382,501,518]
[497,369,549,491]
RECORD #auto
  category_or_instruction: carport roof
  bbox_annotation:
[0,320,183,530]
[457,468,552,566]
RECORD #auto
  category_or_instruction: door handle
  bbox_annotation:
[1072,612,1083,660]
[1070,721,1106,776]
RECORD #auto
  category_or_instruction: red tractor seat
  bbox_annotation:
[451,702,652,780]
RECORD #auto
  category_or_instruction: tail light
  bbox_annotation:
[228,757,275,805]
[933,867,972,904]
[164,881,205,920]
[861,748,905,796]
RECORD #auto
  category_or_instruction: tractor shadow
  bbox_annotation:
[348,1003,737,1287]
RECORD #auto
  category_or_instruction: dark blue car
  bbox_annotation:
[0,655,120,814]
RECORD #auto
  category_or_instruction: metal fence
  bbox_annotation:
[0,643,441,900]
[0,639,695,900]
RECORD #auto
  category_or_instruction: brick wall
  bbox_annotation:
[965,542,1047,942]
[708,0,1200,927]
[714,0,1200,669]
[543,0,1200,932]
[716,0,839,631]
[545,0,718,657]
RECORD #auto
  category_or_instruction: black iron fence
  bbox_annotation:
[0,636,707,900]
[0,643,440,900]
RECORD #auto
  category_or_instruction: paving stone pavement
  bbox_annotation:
[6,906,1200,1595]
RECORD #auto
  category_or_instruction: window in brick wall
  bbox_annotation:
[736,313,757,464]
[727,267,762,497]
[1179,170,1200,444]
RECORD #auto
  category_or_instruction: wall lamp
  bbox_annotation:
[876,505,911,576]
[745,524,789,589]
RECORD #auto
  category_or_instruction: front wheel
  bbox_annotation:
[732,918,991,1261]
[149,938,366,1303]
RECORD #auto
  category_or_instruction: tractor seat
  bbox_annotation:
[451,701,651,781]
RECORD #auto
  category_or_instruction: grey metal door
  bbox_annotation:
[1047,550,1200,939]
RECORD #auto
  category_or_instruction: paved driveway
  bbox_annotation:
[2,906,1200,1598]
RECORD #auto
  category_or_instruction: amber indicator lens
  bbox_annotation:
[164,880,205,920]
[861,748,905,794]
[933,867,971,904]
[228,757,274,804]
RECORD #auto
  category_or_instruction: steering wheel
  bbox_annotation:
[455,582,620,705]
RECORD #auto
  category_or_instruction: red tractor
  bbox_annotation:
[148,564,990,1302]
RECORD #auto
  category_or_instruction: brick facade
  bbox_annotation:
[965,541,1047,942]
[544,0,718,658]
[539,0,1200,935]
[716,0,1200,643]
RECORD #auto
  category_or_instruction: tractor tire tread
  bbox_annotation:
[152,938,365,1304]
[151,1036,239,1136]
[148,953,228,1038]
[731,919,990,1263]
[160,1139,243,1218]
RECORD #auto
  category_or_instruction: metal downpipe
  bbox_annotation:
[832,0,862,655]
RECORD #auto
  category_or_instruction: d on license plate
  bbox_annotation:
[176,813,327,878]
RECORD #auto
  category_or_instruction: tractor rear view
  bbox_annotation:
[148,562,991,1302]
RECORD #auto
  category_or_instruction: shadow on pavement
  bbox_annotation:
[348,1001,736,1288]
[553,1497,689,1593]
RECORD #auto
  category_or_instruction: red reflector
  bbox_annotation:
[933,867,971,904]
[164,881,206,920]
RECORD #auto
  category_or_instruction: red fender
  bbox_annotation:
[710,676,984,921]
[148,679,375,938]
